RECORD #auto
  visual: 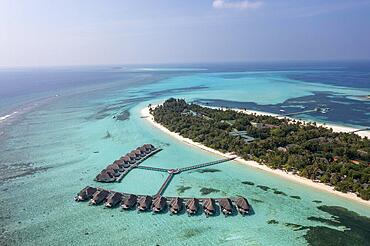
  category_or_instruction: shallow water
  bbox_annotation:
[1,62,369,245]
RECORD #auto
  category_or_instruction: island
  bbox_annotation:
[148,98,370,201]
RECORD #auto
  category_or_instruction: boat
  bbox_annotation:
[234,196,250,215]
[74,186,97,202]
[137,196,153,211]
[121,194,138,210]
[186,198,199,216]
[169,197,183,214]
[152,196,167,213]
[90,189,110,205]
[203,198,216,217]
[218,198,233,216]
[105,192,123,208]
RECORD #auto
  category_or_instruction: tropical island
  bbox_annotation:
[148,98,370,201]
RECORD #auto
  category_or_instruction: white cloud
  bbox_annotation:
[212,0,262,10]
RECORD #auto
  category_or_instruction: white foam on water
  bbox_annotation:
[0,111,18,122]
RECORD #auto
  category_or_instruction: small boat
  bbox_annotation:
[90,189,110,205]
[234,196,250,215]
[203,198,216,217]
[137,196,153,211]
[186,198,199,216]
[105,192,123,208]
[74,186,97,202]
[121,194,138,210]
[169,197,184,214]
[218,198,233,216]
[152,196,167,213]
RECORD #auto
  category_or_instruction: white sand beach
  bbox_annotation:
[141,105,370,206]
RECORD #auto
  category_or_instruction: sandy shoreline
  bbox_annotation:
[141,105,370,206]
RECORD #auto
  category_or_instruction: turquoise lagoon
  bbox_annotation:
[0,64,370,245]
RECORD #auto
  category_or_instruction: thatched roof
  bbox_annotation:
[186,198,199,211]
[203,198,215,212]
[90,190,109,204]
[122,194,137,208]
[170,197,183,210]
[138,196,152,209]
[75,186,97,201]
[105,192,123,207]
[95,171,115,182]
[218,198,233,212]
[152,196,167,211]
[235,196,250,212]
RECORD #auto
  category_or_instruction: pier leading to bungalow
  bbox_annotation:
[76,144,247,217]
[75,186,251,217]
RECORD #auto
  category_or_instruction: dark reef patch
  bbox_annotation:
[272,188,287,196]
[241,181,255,186]
[256,185,270,191]
[283,205,370,245]
[0,162,49,185]
[251,198,263,203]
[290,195,301,200]
[195,168,221,173]
[284,223,309,231]
[114,110,130,121]
[200,187,220,195]
[176,186,191,195]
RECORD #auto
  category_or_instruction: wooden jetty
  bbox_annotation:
[76,145,251,218]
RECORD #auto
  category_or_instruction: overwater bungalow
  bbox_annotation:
[186,198,199,215]
[105,192,123,208]
[74,186,97,202]
[90,189,110,205]
[121,155,136,164]
[113,159,124,166]
[95,170,115,182]
[137,195,153,211]
[139,146,149,154]
[121,194,138,210]
[143,144,154,152]
[107,163,121,174]
[122,162,130,168]
[169,197,183,214]
[152,196,167,213]
[203,198,216,217]
[128,152,140,161]
[105,166,120,177]
[234,196,250,215]
[134,149,145,158]
[218,198,233,216]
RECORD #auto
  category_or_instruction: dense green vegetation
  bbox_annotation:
[152,98,370,200]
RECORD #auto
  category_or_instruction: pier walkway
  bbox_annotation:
[155,173,175,196]
[137,165,169,172]
[179,157,236,172]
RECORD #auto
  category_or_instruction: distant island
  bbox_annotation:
[148,98,370,201]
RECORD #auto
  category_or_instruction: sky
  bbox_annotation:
[1,0,370,66]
